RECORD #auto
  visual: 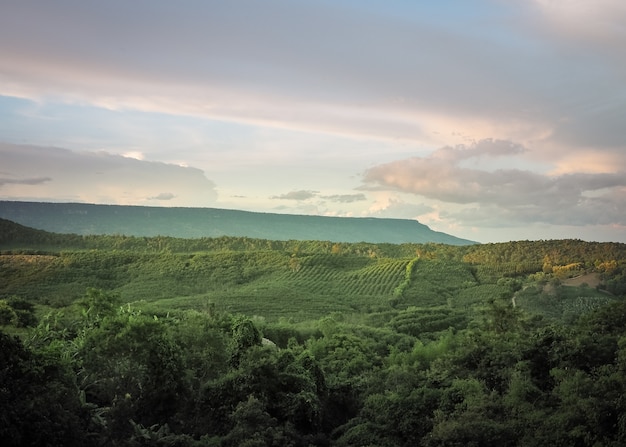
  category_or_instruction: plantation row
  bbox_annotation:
[283,257,410,298]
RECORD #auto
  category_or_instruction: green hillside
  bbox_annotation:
[0,200,476,244]
[1,217,624,323]
[2,219,626,446]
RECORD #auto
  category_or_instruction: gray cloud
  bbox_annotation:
[363,139,626,226]
[320,193,367,203]
[0,143,218,206]
[433,139,527,162]
[2,0,624,153]
[148,192,176,201]
[0,176,51,186]
[271,190,319,201]
[444,188,626,227]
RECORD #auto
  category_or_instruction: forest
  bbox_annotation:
[0,201,475,245]
[1,217,626,446]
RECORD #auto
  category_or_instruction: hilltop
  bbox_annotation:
[0,200,475,245]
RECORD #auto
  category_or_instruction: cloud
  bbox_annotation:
[147,192,176,201]
[531,0,626,45]
[0,176,51,187]
[0,0,623,184]
[122,151,144,160]
[367,194,434,219]
[320,193,367,203]
[0,0,593,147]
[271,190,319,201]
[363,139,626,227]
[0,143,218,206]
[432,139,527,162]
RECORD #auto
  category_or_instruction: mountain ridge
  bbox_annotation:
[0,200,476,245]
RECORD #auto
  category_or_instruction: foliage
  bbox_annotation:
[0,331,92,447]
[0,296,37,327]
[2,220,626,445]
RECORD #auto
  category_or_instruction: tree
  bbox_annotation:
[78,312,188,440]
[0,299,17,326]
[230,316,262,367]
[0,330,92,446]
[483,298,521,334]
[0,297,37,328]
[77,287,121,326]
[221,396,283,447]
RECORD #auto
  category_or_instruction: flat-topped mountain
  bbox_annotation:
[0,201,476,245]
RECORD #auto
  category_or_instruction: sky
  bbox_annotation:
[1,0,625,243]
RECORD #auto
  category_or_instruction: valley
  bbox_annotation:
[1,215,626,446]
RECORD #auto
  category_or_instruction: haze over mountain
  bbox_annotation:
[0,201,475,245]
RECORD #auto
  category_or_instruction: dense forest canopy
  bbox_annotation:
[1,218,626,446]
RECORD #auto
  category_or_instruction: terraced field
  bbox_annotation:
[281,256,409,296]
[140,255,412,320]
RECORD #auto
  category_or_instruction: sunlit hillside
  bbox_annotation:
[2,217,624,323]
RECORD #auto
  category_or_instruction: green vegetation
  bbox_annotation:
[1,218,626,446]
[0,201,477,244]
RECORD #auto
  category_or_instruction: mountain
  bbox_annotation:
[0,216,54,246]
[0,201,476,245]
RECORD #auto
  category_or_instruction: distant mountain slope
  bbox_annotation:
[0,201,476,245]
[0,217,54,245]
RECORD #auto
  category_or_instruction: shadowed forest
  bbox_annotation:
[2,217,626,446]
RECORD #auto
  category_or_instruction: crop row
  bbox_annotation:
[277,257,410,297]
